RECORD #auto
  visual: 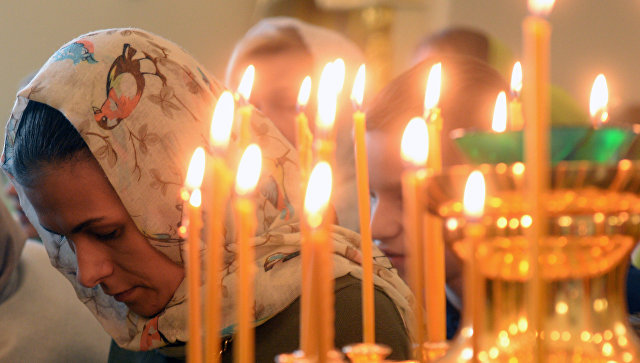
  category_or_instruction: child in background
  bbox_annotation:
[365,55,509,339]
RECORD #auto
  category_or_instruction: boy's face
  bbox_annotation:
[367,127,464,295]
[367,129,407,277]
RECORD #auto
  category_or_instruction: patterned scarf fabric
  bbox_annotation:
[2,28,414,352]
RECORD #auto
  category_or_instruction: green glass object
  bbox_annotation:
[453,126,636,164]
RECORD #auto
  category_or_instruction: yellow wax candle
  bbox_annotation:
[296,75,315,353]
[351,64,376,344]
[233,144,262,363]
[205,91,235,363]
[463,171,486,362]
[509,61,525,130]
[237,65,255,148]
[401,118,429,360]
[303,162,334,362]
[423,62,447,343]
[185,148,206,363]
[523,0,555,357]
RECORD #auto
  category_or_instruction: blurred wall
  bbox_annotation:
[448,0,640,111]
[1,0,639,129]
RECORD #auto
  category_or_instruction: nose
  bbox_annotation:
[370,201,402,244]
[73,237,114,288]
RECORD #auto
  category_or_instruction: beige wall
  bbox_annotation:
[448,0,640,111]
[1,0,639,128]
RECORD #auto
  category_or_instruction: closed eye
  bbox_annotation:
[93,228,122,241]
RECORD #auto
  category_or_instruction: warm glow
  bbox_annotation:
[590,74,609,124]
[424,63,442,111]
[351,64,366,108]
[463,171,486,219]
[238,65,255,102]
[528,0,556,16]
[185,147,205,190]
[511,61,523,96]
[492,91,508,132]
[189,189,202,208]
[304,162,333,228]
[400,117,429,167]
[317,62,338,132]
[333,58,346,93]
[210,91,235,148]
[235,144,262,195]
[297,76,312,109]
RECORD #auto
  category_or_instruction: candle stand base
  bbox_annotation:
[426,161,640,362]
[343,343,391,362]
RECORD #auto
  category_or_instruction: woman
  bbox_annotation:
[226,17,363,232]
[365,55,509,339]
[2,28,413,362]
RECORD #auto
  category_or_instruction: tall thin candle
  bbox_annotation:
[205,91,235,363]
[303,162,334,362]
[351,64,375,343]
[185,148,206,363]
[523,0,555,359]
[233,144,262,363]
[423,62,446,343]
[401,117,429,360]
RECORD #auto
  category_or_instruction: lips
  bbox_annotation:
[113,287,137,303]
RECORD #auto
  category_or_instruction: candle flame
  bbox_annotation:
[317,62,338,133]
[511,62,523,96]
[463,170,485,219]
[400,117,429,167]
[189,188,202,208]
[424,63,442,112]
[185,147,205,189]
[238,65,255,102]
[528,0,556,16]
[351,64,366,108]
[297,76,312,108]
[304,161,333,228]
[333,58,346,93]
[590,74,609,124]
[492,91,508,133]
[210,91,235,148]
[235,144,262,195]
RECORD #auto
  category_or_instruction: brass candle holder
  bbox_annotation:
[426,160,640,362]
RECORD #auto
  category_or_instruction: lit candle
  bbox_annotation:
[401,117,429,358]
[185,148,206,363]
[296,75,314,354]
[296,76,313,182]
[303,162,334,362]
[315,62,339,163]
[237,65,255,148]
[590,74,609,128]
[492,91,508,133]
[204,91,235,363]
[463,171,486,361]
[351,64,375,343]
[423,62,447,344]
[233,144,262,363]
[523,0,555,356]
[332,58,346,94]
[509,61,525,130]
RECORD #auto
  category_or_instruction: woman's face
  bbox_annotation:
[22,156,184,318]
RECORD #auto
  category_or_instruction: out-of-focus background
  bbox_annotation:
[1,0,638,129]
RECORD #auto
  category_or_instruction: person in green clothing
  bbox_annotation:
[2,28,415,362]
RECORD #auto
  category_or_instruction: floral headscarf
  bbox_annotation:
[2,28,414,353]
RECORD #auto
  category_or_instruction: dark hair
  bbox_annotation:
[9,100,90,186]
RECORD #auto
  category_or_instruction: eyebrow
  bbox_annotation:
[41,217,106,236]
